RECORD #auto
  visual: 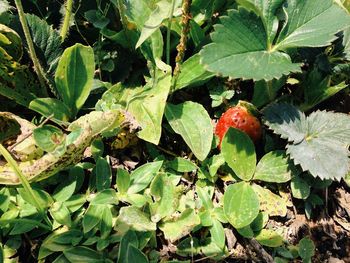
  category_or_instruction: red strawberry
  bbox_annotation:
[215,101,262,148]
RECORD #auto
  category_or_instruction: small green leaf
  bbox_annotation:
[29,98,71,123]
[83,204,104,233]
[90,189,118,205]
[252,184,287,217]
[298,237,315,260]
[118,230,139,263]
[33,125,66,154]
[49,202,71,226]
[210,219,226,250]
[175,54,214,91]
[254,150,294,183]
[255,229,283,247]
[165,101,213,161]
[63,246,103,263]
[136,0,177,48]
[250,212,269,232]
[96,157,112,191]
[117,206,157,232]
[55,43,94,116]
[100,206,113,239]
[150,173,177,222]
[221,128,256,181]
[291,176,310,200]
[116,169,130,194]
[223,182,260,228]
[237,225,255,238]
[126,245,149,263]
[128,161,163,194]
[159,208,200,242]
[91,139,104,160]
[252,78,285,108]
[167,157,197,172]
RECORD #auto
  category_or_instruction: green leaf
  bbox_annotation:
[83,204,104,233]
[95,157,112,191]
[55,43,94,116]
[159,208,200,242]
[254,150,294,183]
[263,103,350,180]
[255,229,283,247]
[100,206,113,239]
[298,237,315,260]
[33,125,66,154]
[223,182,260,228]
[117,230,138,263]
[275,0,350,49]
[174,54,214,91]
[300,70,347,111]
[39,230,82,259]
[26,14,62,74]
[116,169,130,194]
[128,161,163,194]
[252,184,287,217]
[291,176,310,199]
[150,173,177,222]
[200,0,350,81]
[263,103,307,143]
[345,171,350,188]
[236,0,285,44]
[29,98,71,123]
[99,63,171,144]
[63,246,103,263]
[210,219,226,250]
[200,8,302,81]
[252,78,285,108]
[49,202,72,226]
[126,245,149,263]
[221,128,256,181]
[136,0,177,48]
[53,167,81,202]
[250,212,269,232]
[90,189,118,205]
[167,157,197,172]
[165,101,213,161]
[117,206,156,232]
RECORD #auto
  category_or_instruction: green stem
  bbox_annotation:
[166,0,177,65]
[14,0,48,96]
[0,144,52,228]
[60,0,74,42]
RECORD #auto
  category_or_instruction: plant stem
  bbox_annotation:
[0,144,52,228]
[166,0,177,65]
[172,0,192,89]
[14,0,48,96]
[60,0,74,42]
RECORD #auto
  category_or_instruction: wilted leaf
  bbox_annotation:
[159,208,200,242]
[255,229,283,247]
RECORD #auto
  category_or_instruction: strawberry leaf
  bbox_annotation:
[263,103,350,181]
[200,0,350,81]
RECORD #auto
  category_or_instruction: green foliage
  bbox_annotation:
[223,182,260,228]
[200,0,350,80]
[263,103,350,180]
[0,0,349,261]
[221,128,256,181]
[165,101,213,161]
